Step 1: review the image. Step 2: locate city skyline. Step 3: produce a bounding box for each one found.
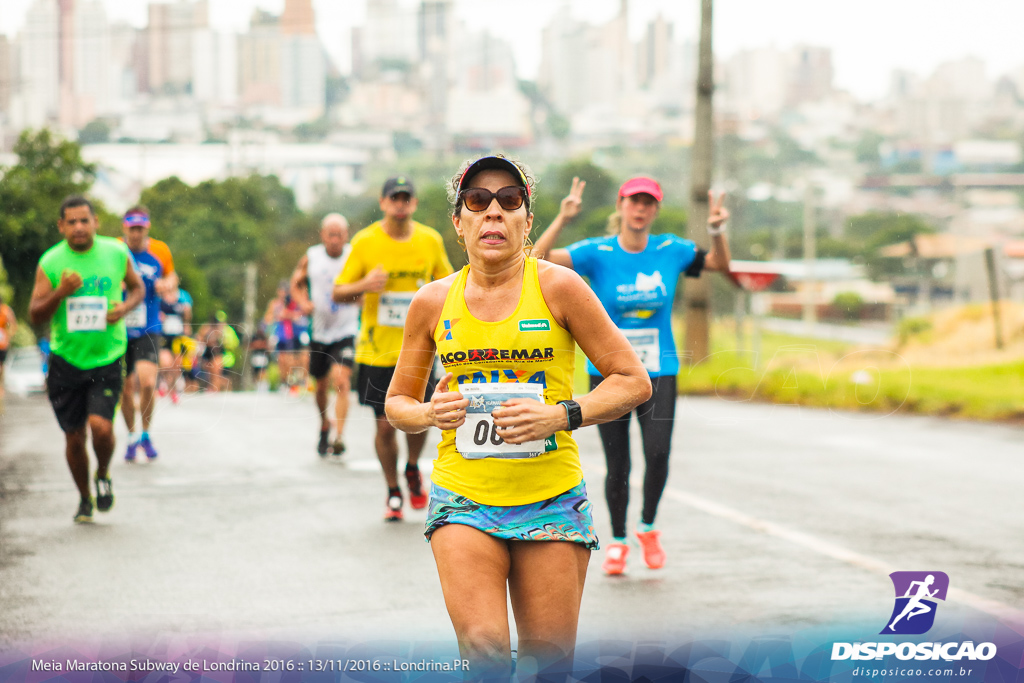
[2,0,1024,100]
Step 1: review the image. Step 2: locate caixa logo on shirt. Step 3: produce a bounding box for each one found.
[79,276,114,296]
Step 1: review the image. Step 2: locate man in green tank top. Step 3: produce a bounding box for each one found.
[29,195,144,524]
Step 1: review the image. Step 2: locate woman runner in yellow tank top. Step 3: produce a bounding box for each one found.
[386,156,652,679]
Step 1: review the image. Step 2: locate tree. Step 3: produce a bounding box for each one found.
[0,129,98,315]
[78,119,111,145]
[139,174,307,323]
[0,253,12,307]
[845,212,935,279]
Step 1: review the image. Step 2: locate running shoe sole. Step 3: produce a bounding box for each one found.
[73,499,94,524]
[140,438,158,461]
[636,530,666,569]
[602,543,629,575]
[405,468,427,510]
[385,495,403,522]
[95,477,114,512]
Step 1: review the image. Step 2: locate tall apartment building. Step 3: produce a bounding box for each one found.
[70,0,110,126]
[0,36,12,117]
[280,0,324,111]
[238,10,281,106]
[238,2,324,115]
[361,0,418,69]
[147,0,208,94]
[15,0,60,128]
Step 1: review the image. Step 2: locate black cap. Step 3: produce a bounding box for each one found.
[381,176,415,198]
[457,156,530,197]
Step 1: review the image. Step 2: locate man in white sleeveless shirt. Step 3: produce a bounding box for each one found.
[290,214,360,457]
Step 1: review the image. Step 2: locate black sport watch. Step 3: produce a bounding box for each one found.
[557,400,583,431]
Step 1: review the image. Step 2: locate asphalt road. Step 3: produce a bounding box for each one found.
[1,388,1022,653]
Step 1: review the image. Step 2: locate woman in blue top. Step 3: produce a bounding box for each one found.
[534,176,731,575]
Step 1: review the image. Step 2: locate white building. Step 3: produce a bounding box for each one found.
[13,0,60,129]
[71,0,110,126]
[281,35,324,113]
[147,0,208,94]
[361,0,418,69]
[193,29,237,106]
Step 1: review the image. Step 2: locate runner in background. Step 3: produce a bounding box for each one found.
[248,329,271,392]
[334,176,454,521]
[197,311,237,392]
[0,293,17,397]
[290,213,360,457]
[385,155,650,678]
[534,178,732,575]
[29,195,144,523]
[264,282,303,394]
[158,285,192,404]
[119,207,177,462]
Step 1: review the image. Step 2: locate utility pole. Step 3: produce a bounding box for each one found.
[803,183,817,329]
[684,0,714,365]
[984,247,1004,350]
[242,262,258,390]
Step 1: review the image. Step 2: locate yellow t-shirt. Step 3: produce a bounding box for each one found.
[430,258,582,506]
[336,221,453,366]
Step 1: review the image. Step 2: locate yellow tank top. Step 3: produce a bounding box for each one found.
[431,257,581,506]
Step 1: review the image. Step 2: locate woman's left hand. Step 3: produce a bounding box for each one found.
[491,399,568,444]
[708,190,729,229]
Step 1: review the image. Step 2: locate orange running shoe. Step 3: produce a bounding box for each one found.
[384,493,404,522]
[636,529,666,569]
[602,543,629,575]
[405,466,427,510]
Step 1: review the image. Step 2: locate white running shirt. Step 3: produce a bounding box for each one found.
[307,243,359,343]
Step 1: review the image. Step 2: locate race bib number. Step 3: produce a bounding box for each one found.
[66,297,108,332]
[456,382,546,459]
[622,327,661,373]
[124,303,147,329]
[162,314,184,336]
[378,292,414,328]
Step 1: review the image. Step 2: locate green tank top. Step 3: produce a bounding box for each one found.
[39,236,130,370]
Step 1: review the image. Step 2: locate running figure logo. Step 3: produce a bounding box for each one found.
[634,271,666,295]
[881,571,949,635]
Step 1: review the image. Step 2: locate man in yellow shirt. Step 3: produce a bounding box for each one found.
[334,176,454,521]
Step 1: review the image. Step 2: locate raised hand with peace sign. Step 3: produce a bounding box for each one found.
[558,176,587,222]
[708,190,729,233]
[531,176,587,265]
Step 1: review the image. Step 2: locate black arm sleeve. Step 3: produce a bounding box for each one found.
[684,249,707,278]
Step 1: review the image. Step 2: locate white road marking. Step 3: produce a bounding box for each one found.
[662,486,1024,629]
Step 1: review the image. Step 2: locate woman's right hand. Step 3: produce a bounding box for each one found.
[427,372,469,430]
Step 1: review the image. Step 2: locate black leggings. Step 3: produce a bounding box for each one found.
[589,374,677,539]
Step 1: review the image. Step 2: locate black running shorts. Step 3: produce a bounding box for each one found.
[125,333,161,376]
[308,336,355,379]
[47,354,124,433]
[356,363,437,418]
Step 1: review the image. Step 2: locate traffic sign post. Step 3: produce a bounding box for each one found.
[727,262,783,366]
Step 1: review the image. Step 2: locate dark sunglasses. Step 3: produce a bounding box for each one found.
[459,186,527,212]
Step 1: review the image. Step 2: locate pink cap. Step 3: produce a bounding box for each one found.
[619,177,663,202]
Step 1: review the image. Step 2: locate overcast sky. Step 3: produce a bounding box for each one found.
[3,0,1023,101]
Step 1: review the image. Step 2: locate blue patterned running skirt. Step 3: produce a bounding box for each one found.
[424,482,600,550]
